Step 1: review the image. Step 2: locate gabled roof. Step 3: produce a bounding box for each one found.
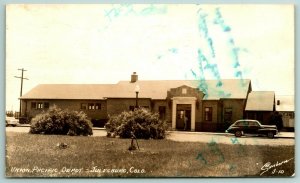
[20,79,251,100]
[275,95,294,112]
[20,84,115,100]
[245,91,275,111]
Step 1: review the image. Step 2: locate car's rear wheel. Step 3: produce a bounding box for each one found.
[235,131,242,137]
[267,131,274,138]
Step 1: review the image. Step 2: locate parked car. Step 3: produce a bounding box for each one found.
[6,117,20,127]
[225,119,278,138]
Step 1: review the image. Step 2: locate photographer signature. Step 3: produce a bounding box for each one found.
[260,157,294,176]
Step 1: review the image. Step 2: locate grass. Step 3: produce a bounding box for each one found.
[6,132,294,177]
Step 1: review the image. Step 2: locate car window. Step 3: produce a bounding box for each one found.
[249,121,259,126]
[235,122,241,126]
[236,121,248,126]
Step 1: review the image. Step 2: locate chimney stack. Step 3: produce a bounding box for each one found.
[277,100,280,105]
[131,72,138,83]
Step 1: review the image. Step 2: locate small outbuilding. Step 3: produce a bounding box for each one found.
[276,95,294,131]
[245,91,275,124]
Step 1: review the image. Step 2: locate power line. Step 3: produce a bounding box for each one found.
[14,68,29,117]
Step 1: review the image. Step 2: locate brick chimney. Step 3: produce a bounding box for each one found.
[131,72,138,83]
[277,100,280,105]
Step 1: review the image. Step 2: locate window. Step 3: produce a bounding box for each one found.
[204,107,212,121]
[237,121,248,126]
[31,102,37,109]
[224,108,232,123]
[182,88,187,94]
[249,121,259,126]
[95,103,101,110]
[88,103,94,110]
[37,102,43,109]
[44,102,49,109]
[82,103,101,110]
[159,106,166,120]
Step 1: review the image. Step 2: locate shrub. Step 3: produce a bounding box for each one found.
[29,106,93,136]
[105,108,168,139]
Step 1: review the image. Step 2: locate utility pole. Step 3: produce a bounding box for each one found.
[14,68,28,118]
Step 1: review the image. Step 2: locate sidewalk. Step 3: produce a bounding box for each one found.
[166,131,294,146]
[167,130,295,138]
[18,125,295,139]
[276,132,295,138]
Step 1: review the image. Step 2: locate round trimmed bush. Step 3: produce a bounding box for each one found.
[105,108,168,139]
[29,105,93,136]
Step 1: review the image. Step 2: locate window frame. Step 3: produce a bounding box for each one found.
[224,107,233,123]
[31,102,37,109]
[95,103,101,110]
[204,107,213,121]
[44,102,49,109]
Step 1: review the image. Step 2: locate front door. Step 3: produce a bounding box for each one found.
[176,104,191,131]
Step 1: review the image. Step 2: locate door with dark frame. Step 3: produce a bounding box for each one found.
[176,104,191,131]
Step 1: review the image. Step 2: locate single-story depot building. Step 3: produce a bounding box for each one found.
[20,72,278,132]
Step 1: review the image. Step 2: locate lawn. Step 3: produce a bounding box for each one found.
[6,132,294,177]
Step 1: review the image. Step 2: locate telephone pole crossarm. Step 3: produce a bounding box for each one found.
[14,68,28,118]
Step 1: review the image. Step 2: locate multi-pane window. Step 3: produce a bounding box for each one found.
[31,102,49,109]
[37,102,43,109]
[88,103,94,110]
[204,107,212,121]
[81,103,101,110]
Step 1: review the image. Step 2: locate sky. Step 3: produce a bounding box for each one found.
[6,4,294,111]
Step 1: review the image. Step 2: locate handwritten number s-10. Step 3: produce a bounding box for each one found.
[271,169,284,175]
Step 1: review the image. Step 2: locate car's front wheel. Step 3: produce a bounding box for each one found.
[267,131,275,138]
[235,131,242,137]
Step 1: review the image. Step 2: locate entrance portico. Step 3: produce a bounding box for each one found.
[171,97,197,131]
